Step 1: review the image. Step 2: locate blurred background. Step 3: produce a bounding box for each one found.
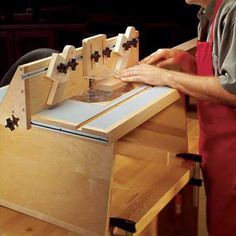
[0,0,199,81]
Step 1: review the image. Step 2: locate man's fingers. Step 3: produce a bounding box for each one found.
[155,58,174,68]
[139,49,169,65]
[119,75,142,82]
[118,66,140,77]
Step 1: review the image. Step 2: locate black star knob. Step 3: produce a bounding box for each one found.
[57,63,68,74]
[91,51,101,62]
[102,47,112,57]
[5,115,20,131]
[130,38,138,47]
[122,41,131,50]
[67,58,78,70]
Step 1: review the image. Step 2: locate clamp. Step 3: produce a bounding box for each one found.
[176,153,202,207]
[109,217,136,236]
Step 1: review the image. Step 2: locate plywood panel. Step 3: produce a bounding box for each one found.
[28,48,88,115]
[110,154,193,235]
[32,85,147,130]
[0,126,114,235]
[116,99,188,163]
[0,67,31,129]
[82,87,180,142]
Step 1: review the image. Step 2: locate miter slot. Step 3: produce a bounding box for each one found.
[21,54,84,80]
[21,66,48,80]
[31,120,108,143]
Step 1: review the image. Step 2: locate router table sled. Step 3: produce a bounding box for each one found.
[0,27,201,236]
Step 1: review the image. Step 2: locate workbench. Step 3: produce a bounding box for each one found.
[0,28,199,236]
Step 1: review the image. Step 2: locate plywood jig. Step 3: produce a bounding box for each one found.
[0,29,198,236]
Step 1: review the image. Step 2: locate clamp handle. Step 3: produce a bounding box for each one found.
[176,153,203,187]
[109,217,136,233]
[176,153,202,163]
[189,178,203,187]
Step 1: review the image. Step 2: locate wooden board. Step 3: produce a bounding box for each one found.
[116,98,188,163]
[82,34,109,77]
[32,86,148,130]
[173,37,197,56]
[94,77,127,92]
[110,154,193,235]
[27,47,88,114]
[0,111,200,236]
[0,28,139,129]
[86,27,139,92]
[0,126,114,236]
[0,67,31,129]
[46,46,79,105]
[0,47,89,130]
[82,87,180,142]
[113,26,137,72]
[111,97,189,235]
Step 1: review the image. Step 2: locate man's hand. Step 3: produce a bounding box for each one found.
[116,64,170,86]
[140,48,197,74]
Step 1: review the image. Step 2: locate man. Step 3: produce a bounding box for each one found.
[117,0,236,235]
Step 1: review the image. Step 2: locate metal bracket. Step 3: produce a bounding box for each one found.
[176,153,202,163]
[176,152,202,207]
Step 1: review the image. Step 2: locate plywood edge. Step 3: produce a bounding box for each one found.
[106,30,138,47]
[21,47,83,74]
[31,113,78,130]
[0,199,101,236]
[0,85,8,104]
[173,38,197,52]
[21,57,51,73]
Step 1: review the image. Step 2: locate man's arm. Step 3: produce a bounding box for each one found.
[165,69,236,106]
[118,64,236,106]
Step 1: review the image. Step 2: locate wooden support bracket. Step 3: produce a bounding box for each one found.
[46,45,77,105]
[113,26,137,72]
[82,34,109,78]
[0,67,31,129]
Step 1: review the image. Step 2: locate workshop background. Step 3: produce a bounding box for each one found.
[0,0,199,83]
